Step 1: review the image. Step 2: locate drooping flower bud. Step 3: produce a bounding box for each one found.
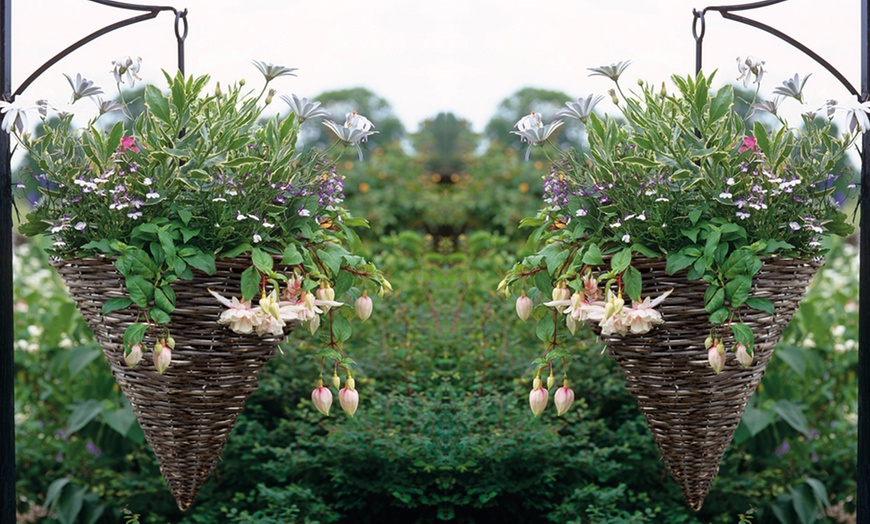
[317,284,336,312]
[554,382,575,416]
[332,373,341,390]
[609,88,619,105]
[735,343,753,368]
[708,340,725,374]
[214,82,222,97]
[265,87,276,105]
[566,314,578,335]
[339,386,359,417]
[154,341,171,374]
[346,377,355,391]
[704,336,714,350]
[125,343,143,368]
[529,386,549,417]
[165,336,176,350]
[532,377,542,390]
[355,294,373,321]
[311,380,333,416]
[308,312,321,334]
[552,284,570,302]
[546,374,555,389]
[515,294,533,322]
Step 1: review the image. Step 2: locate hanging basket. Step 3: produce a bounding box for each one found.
[53,257,292,511]
[595,256,820,511]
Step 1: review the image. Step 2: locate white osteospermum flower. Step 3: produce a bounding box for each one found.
[839,100,870,133]
[111,56,142,86]
[736,56,766,87]
[515,111,543,131]
[0,99,33,133]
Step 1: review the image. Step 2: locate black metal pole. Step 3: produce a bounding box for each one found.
[859,1,870,521]
[0,2,14,523]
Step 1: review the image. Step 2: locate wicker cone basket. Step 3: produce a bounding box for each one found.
[53,257,292,511]
[596,256,820,511]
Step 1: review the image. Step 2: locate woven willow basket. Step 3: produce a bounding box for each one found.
[53,257,293,511]
[594,256,820,510]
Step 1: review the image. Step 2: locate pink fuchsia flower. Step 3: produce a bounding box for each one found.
[738,136,758,153]
[120,136,140,153]
[125,343,143,368]
[311,380,333,416]
[209,289,262,334]
[153,341,171,374]
[355,294,373,321]
[583,275,603,302]
[565,313,578,335]
[735,343,754,368]
[622,289,673,334]
[554,383,575,416]
[515,294,533,321]
[339,379,359,417]
[709,341,726,374]
[529,385,549,417]
[282,276,304,302]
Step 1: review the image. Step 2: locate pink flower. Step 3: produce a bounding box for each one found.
[154,341,171,374]
[709,341,726,374]
[311,381,333,416]
[735,343,753,368]
[621,289,672,334]
[210,289,261,334]
[339,379,359,417]
[282,277,303,302]
[738,136,758,153]
[529,386,549,417]
[515,294,533,321]
[583,275,603,302]
[355,294,373,321]
[125,343,143,368]
[554,384,575,416]
[120,136,140,153]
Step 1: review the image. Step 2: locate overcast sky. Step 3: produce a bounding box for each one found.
[9,0,864,133]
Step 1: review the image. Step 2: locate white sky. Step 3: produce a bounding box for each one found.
[9,0,864,133]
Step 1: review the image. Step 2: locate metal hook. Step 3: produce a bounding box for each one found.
[174,8,188,75]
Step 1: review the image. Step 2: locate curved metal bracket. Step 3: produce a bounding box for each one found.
[10,0,187,98]
[693,0,862,100]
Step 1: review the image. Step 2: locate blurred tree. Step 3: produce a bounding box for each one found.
[411,112,478,175]
[297,87,405,154]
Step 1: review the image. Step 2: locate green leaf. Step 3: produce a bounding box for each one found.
[776,345,808,377]
[241,266,260,302]
[709,85,733,122]
[666,250,698,275]
[67,399,103,434]
[148,307,171,325]
[183,251,216,275]
[610,247,632,274]
[81,239,113,253]
[536,315,555,343]
[145,84,172,124]
[221,157,262,168]
[730,322,755,350]
[102,297,133,315]
[177,209,193,225]
[316,248,342,277]
[123,323,148,349]
[546,249,570,277]
[332,314,352,342]
[746,297,775,315]
[741,405,774,436]
[623,266,642,302]
[753,120,771,155]
[251,247,274,273]
[334,270,354,297]
[101,407,137,437]
[620,156,659,168]
[68,346,101,377]
[581,244,604,266]
[534,269,552,297]
[126,275,154,307]
[688,208,703,225]
[773,399,809,435]
[281,244,304,265]
[724,275,752,307]
[709,307,730,324]
[154,287,176,313]
[704,287,725,314]
[221,243,252,258]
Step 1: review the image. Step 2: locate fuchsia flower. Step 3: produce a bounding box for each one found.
[209,289,261,334]
[515,294,533,321]
[554,383,575,416]
[735,343,753,368]
[125,343,143,368]
[708,341,726,374]
[339,378,359,417]
[355,294,373,321]
[529,378,549,417]
[120,136,140,153]
[153,341,171,374]
[311,380,333,416]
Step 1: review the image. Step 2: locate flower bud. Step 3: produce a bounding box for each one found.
[660,82,667,97]
[346,377,356,391]
[704,336,714,350]
[332,373,341,390]
[214,82,222,97]
[735,343,753,368]
[515,294,533,322]
[311,380,333,416]
[165,336,176,350]
[609,88,619,105]
[552,285,570,302]
[529,386,549,417]
[308,313,321,334]
[355,294,373,321]
[154,341,171,374]
[265,88,276,105]
[546,374,555,389]
[708,341,725,374]
[566,314,578,335]
[612,294,625,315]
[532,377,542,390]
[125,343,143,368]
[239,78,246,86]
[339,387,359,417]
[554,383,575,416]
